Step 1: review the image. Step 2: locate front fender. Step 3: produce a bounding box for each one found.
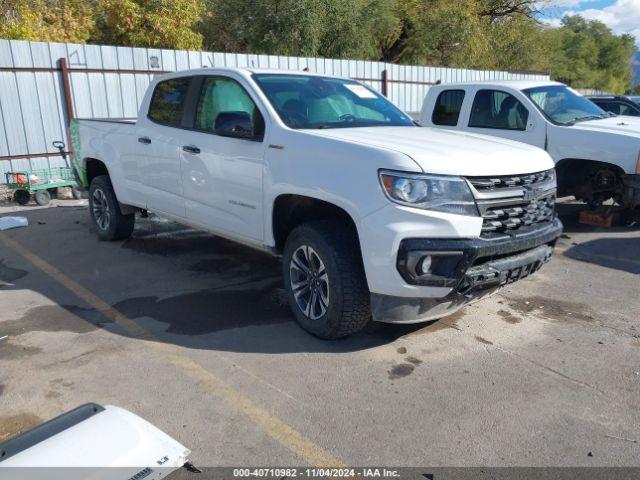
[548,126,639,174]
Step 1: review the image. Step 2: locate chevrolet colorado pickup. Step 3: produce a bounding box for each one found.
[72,68,562,339]
[419,80,640,208]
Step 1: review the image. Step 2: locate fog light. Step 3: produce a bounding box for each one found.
[398,250,465,287]
[418,255,432,275]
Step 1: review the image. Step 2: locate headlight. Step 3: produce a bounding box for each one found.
[547,168,557,185]
[379,170,479,216]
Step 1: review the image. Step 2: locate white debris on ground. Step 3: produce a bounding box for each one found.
[0,184,11,202]
[0,216,29,230]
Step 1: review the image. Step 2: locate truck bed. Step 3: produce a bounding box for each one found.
[70,118,140,187]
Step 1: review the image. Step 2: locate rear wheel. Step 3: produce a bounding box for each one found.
[283,221,370,339]
[13,189,30,205]
[34,190,51,206]
[89,175,135,241]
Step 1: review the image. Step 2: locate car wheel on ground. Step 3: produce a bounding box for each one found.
[13,189,30,205]
[89,175,135,241]
[34,189,51,206]
[283,221,371,339]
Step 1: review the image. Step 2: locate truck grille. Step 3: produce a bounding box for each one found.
[468,170,555,191]
[466,169,557,239]
[480,195,555,234]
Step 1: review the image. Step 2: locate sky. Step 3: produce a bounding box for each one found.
[541,0,640,46]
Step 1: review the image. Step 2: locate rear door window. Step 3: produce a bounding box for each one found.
[469,90,529,131]
[595,101,621,114]
[619,103,640,116]
[432,90,465,126]
[148,78,191,127]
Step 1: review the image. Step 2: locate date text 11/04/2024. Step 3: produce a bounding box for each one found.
[232,468,401,478]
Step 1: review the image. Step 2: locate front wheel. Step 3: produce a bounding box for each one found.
[283,221,371,339]
[89,175,135,241]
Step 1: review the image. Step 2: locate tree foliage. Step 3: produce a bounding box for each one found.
[94,0,206,50]
[548,16,636,93]
[0,0,94,43]
[0,0,636,92]
[202,0,397,59]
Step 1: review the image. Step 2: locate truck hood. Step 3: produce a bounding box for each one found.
[304,126,554,176]
[0,403,190,478]
[571,116,640,138]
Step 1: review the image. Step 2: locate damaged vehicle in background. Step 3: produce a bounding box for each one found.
[420,81,640,209]
[71,68,562,339]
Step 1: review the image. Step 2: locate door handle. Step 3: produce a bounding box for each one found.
[182,145,200,154]
[138,137,151,145]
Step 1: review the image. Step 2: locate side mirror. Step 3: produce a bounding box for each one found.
[214,111,257,140]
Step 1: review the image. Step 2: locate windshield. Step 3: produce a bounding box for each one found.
[523,85,609,125]
[253,74,414,129]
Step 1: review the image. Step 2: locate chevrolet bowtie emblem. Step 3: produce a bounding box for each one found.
[523,186,542,201]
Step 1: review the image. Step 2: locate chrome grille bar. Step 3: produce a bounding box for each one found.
[466,169,557,238]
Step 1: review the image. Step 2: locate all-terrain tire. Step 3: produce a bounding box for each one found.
[89,175,135,241]
[283,221,371,339]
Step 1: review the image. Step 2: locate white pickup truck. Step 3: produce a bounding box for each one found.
[72,68,562,339]
[419,80,640,208]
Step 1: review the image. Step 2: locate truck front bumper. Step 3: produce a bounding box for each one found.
[370,218,563,323]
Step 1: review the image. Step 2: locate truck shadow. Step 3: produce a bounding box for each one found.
[556,202,640,274]
[0,210,432,354]
[563,237,640,275]
[3,285,434,354]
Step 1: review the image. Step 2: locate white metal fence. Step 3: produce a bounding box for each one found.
[0,39,549,181]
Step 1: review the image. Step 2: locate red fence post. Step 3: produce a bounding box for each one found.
[381,69,389,97]
[59,57,75,154]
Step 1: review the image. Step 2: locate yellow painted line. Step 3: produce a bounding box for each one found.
[0,232,345,467]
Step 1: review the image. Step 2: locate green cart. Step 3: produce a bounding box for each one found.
[5,141,83,206]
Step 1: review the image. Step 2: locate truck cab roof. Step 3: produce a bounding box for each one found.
[432,80,563,92]
[158,67,346,81]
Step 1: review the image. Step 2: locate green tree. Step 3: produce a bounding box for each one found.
[0,0,636,93]
[482,16,550,72]
[0,0,94,43]
[377,0,548,70]
[94,0,206,50]
[549,15,636,93]
[203,0,397,60]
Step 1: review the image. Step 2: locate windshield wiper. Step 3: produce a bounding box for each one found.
[564,114,607,126]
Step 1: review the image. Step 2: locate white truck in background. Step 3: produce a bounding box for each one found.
[72,68,562,339]
[0,403,194,480]
[419,80,640,209]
